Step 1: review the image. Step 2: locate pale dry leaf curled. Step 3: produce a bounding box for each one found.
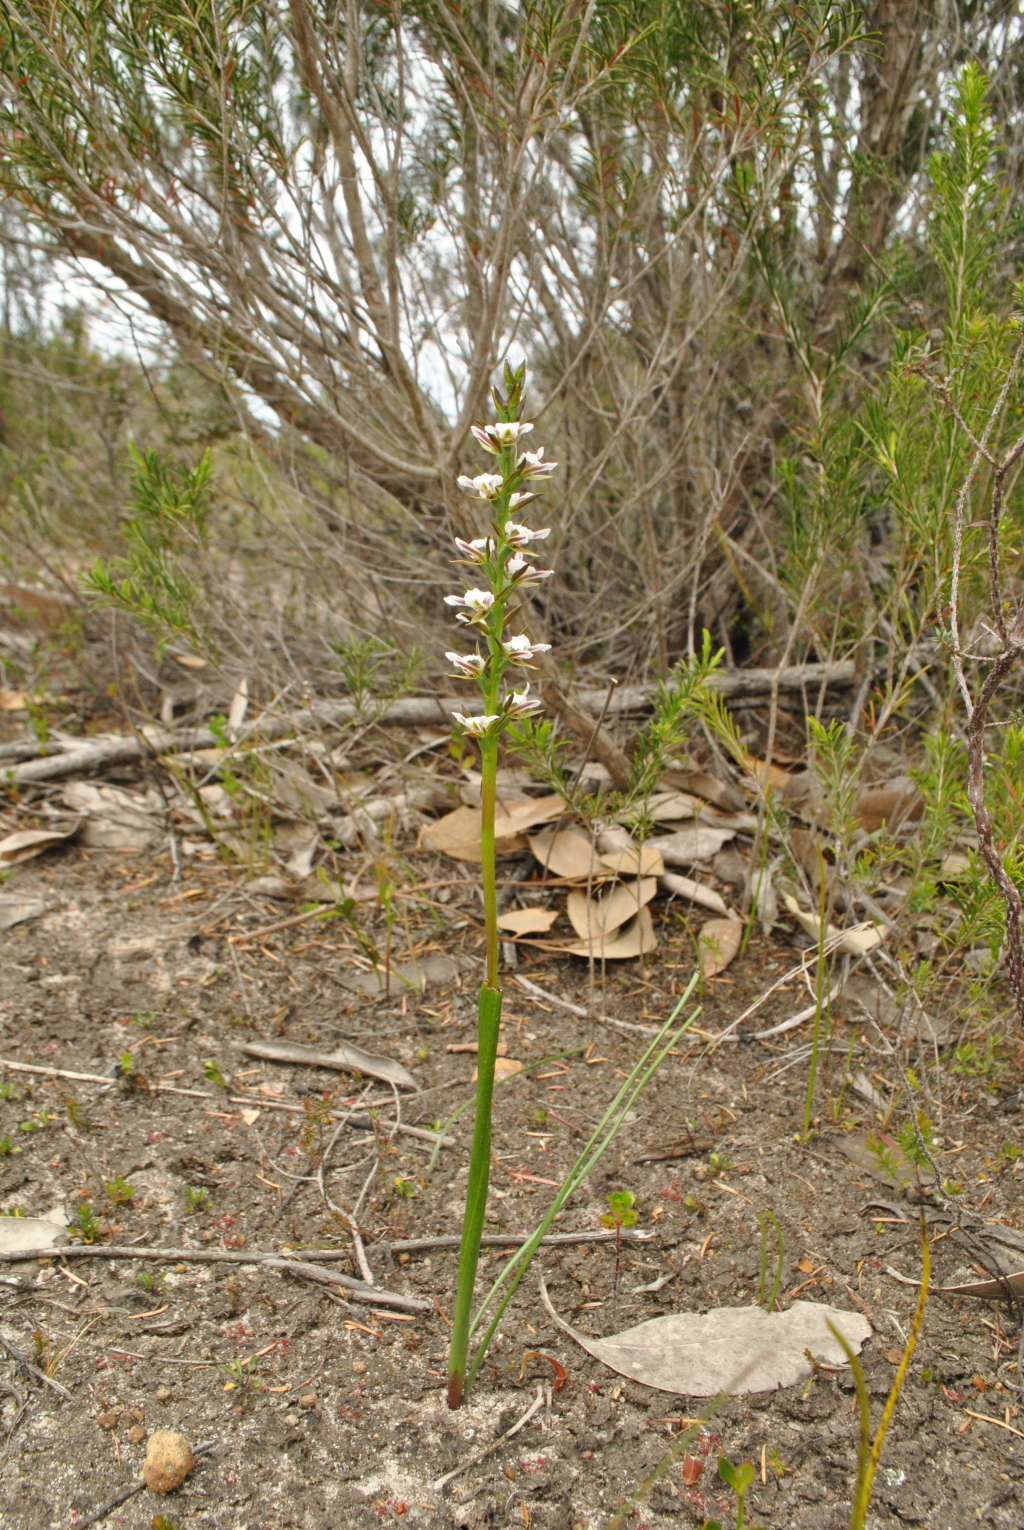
[645,791,700,822]
[241,1039,418,1091]
[658,873,729,917]
[0,825,78,865]
[698,917,742,977]
[566,878,657,941]
[562,905,658,960]
[782,893,886,954]
[496,907,560,935]
[540,1280,871,1395]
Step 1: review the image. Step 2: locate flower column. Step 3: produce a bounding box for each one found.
[444,363,555,1409]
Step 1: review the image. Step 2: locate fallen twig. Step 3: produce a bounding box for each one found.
[514,975,658,1036]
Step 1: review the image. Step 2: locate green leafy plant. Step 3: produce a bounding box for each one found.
[601,1189,639,1308]
[72,1201,101,1244]
[0,1137,16,1157]
[221,1353,260,1390]
[757,1210,784,1312]
[203,1059,228,1089]
[184,1186,211,1215]
[105,1176,134,1206]
[829,1214,930,1529]
[84,446,213,644]
[0,1081,21,1101]
[706,1456,758,1530]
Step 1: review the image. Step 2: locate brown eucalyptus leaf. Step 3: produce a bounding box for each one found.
[496,907,560,935]
[698,917,743,977]
[562,905,657,960]
[598,843,665,877]
[529,826,606,881]
[566,879,657,941]
[539,1280,871,1395]
[423,795,564,862]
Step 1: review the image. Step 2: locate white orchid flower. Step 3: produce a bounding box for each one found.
[453,711,501,737]
[456,473,503,500]
[506,523,551,548]
[505,684,541,718]
[518,447,557,479]
[454,536,495,563]
[469,424,499,455]
[488,421,533,445]
[502,635,552,665]
[444,588,495,625]
[446,651,487,678]
[506,553,553,586]
[508,492,536,510]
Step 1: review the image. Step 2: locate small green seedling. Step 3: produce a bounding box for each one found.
[707,1151,734,1174]
[0,1081,21,1101]
[221,1353,260,1389]
[393,1176,416,1199]
[106,1176,134,1206]
[73,1202,101,1244]
[152,1516,181,1530]
[184,1186,211,1214]
[708,1456,757,1530]
[0,1137,15,1156]
[601,1190,638,1310]
[203,1059,228,1089]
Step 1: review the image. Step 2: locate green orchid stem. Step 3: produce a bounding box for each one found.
[447,981,502,1408]
[448,726,503,1407]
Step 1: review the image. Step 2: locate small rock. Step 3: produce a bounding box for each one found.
[96,1411,120,1430]
[126,1424,147,1445]
[155,1386,171,1403]
[352,1359,367,1374]
[143,1429,194,1493]
[298,1394,316,1409]
[284,1412,300,1425]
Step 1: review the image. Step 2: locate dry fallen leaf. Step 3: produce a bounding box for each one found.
[239,1108,260,1126]
[598,844,665,878]
[782,893,886,954]
[529,826,607,881]
[698,917,742,977]
[562,905,658,960]
[746,758,792,792]
[658,872,729,916]
[540,1280,871,1395]
[495,907,560,935]
[242,1039,418,1091]
[651,826,735,866]
[0,825,78,865]
[566,878,657,941]
[0,894,45,931]
[645,791,700,822]
[423,795,564,862]
[0,1215,67,1255]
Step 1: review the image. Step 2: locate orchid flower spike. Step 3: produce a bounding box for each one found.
[444,588,495,625]
[446,651,487,678]
[456,473,504,500]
